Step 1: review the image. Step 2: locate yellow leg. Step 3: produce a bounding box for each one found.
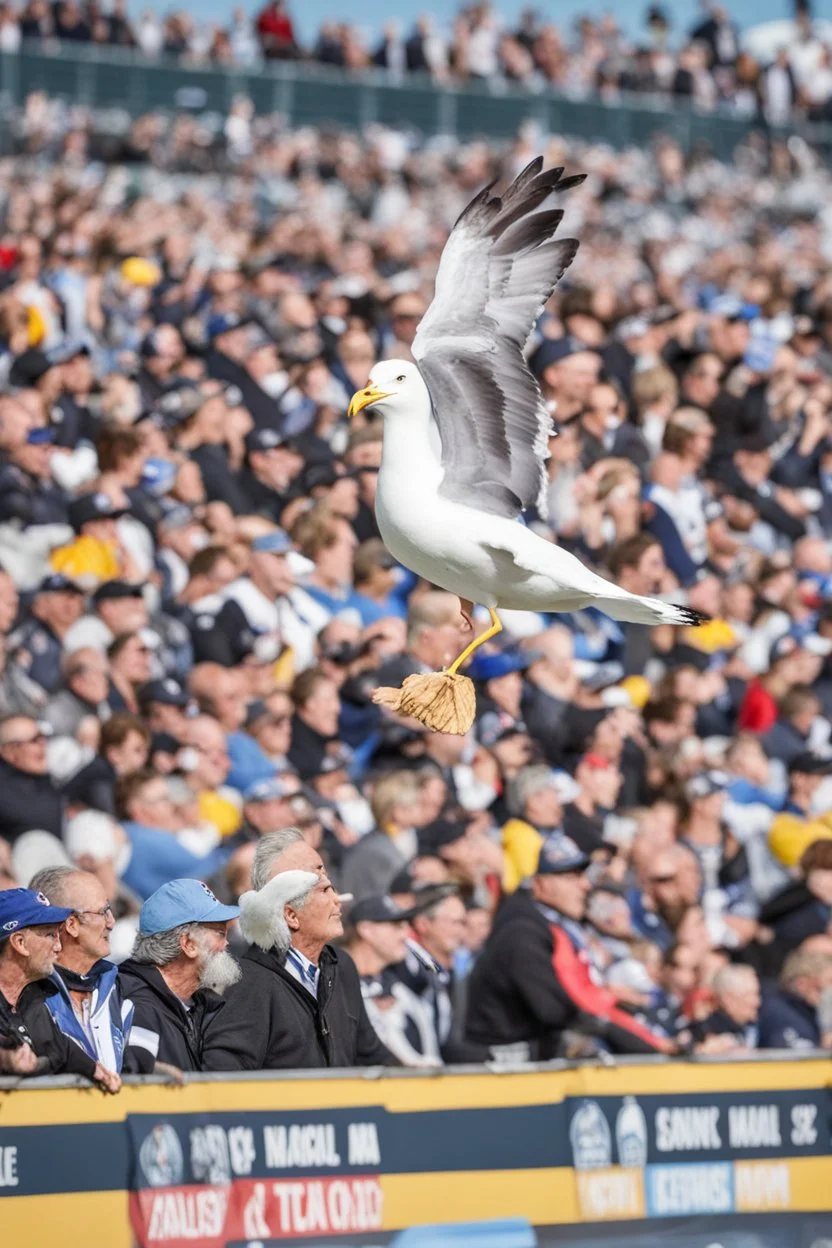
[446,608,503,675]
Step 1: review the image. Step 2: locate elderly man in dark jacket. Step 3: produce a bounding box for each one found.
[120,878,241,1073]
[202,862,392,1070]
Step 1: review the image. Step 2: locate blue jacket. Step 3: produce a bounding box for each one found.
[758,988,820,1051]
[45,960,133,1072]
[122,821,235,900]
[226,731,276,793]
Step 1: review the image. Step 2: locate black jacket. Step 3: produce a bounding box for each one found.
[690,1007,756,1048]
[758,988,820,1051]
[62,754,117,815]
[0,757,64,843]
[119,960,226,1073]
[465,891,669,1060]
[201,943,393,1071]
[0,979,97,1079]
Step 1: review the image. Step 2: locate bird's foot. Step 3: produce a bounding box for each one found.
[459,598,475,634]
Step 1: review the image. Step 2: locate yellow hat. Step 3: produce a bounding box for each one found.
[26,304,46,346]
[618,675,651,710]
[120,257,161,288]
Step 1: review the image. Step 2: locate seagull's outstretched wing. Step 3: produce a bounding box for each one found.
[412,158,584,519]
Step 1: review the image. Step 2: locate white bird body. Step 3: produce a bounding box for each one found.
[374,367,698,627]
[350,158,706,636]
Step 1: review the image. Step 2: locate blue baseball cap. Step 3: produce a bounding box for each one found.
[26,426,56,446]
[536,832,590,876]
[0,888,72,938]
[138,879,240,935]
[251,530,292,555]
[707,294,758,322]
[466,648,533,682]
[244,775,294,803]
[206,313,245,341]
[141,457,178,497]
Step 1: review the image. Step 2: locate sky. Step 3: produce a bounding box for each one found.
[212,0,807,45]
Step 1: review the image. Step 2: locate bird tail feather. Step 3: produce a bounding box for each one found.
[597,593,709,628]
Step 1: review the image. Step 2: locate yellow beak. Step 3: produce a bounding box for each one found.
[348,384,391,418]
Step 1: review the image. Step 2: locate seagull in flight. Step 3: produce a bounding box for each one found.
[348,158,705,678]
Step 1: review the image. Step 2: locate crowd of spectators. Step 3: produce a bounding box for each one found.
[3,0,832,126]
[2,105,832,1085]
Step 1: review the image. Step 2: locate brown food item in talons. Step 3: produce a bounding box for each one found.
[371,671,476,735]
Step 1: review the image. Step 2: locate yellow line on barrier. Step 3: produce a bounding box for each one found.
[4,1060,829,1129]
[381,1167,578,1228]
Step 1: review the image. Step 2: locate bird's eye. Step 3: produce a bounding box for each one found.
[395,374,406,383]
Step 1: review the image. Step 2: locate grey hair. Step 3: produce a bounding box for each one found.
[780,949,831,990]
[238,869,318,952]
[509,764,555,818]
[251,828,305,892]
[29,866,84,907]
[713,964,758,998]
[132,923,199,967]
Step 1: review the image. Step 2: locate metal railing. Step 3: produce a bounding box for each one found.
[2,43,832,158]
[0,1045,826,1091]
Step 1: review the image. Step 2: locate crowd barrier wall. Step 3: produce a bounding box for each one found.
[0,1053,830,1247]
[1,44,832,157]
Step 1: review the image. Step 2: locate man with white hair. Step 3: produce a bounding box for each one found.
[202,832,392,1070]
[119,879,241,1072]
[692,964,761,1052]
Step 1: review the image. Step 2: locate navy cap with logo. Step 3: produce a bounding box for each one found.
[138,678,189,708]
[685,769,730,801]
[348,894,420,925]
[138,878,240,935]
[530,335,598,378]
[68,492,128,532]
[37,573,85,596]
[245,427,286,455]
[535,832,590,875]
[0,888,72,938]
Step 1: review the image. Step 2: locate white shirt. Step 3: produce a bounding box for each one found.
[284,947,320,998]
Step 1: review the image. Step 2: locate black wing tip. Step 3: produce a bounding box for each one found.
[677,607,711,627]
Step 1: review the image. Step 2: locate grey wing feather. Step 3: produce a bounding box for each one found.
[412,158,585,519]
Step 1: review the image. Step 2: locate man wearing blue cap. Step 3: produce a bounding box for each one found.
[0,888,120,1089]
[466,832,672,1061]
[120,879,240,1073]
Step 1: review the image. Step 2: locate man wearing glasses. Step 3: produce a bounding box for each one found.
[28,866,132,1074]
[0,887,120,1090]
[0,713,63,843]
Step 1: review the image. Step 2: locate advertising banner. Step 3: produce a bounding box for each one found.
[0,1058,829,1248]
[564,1085,828,1224]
